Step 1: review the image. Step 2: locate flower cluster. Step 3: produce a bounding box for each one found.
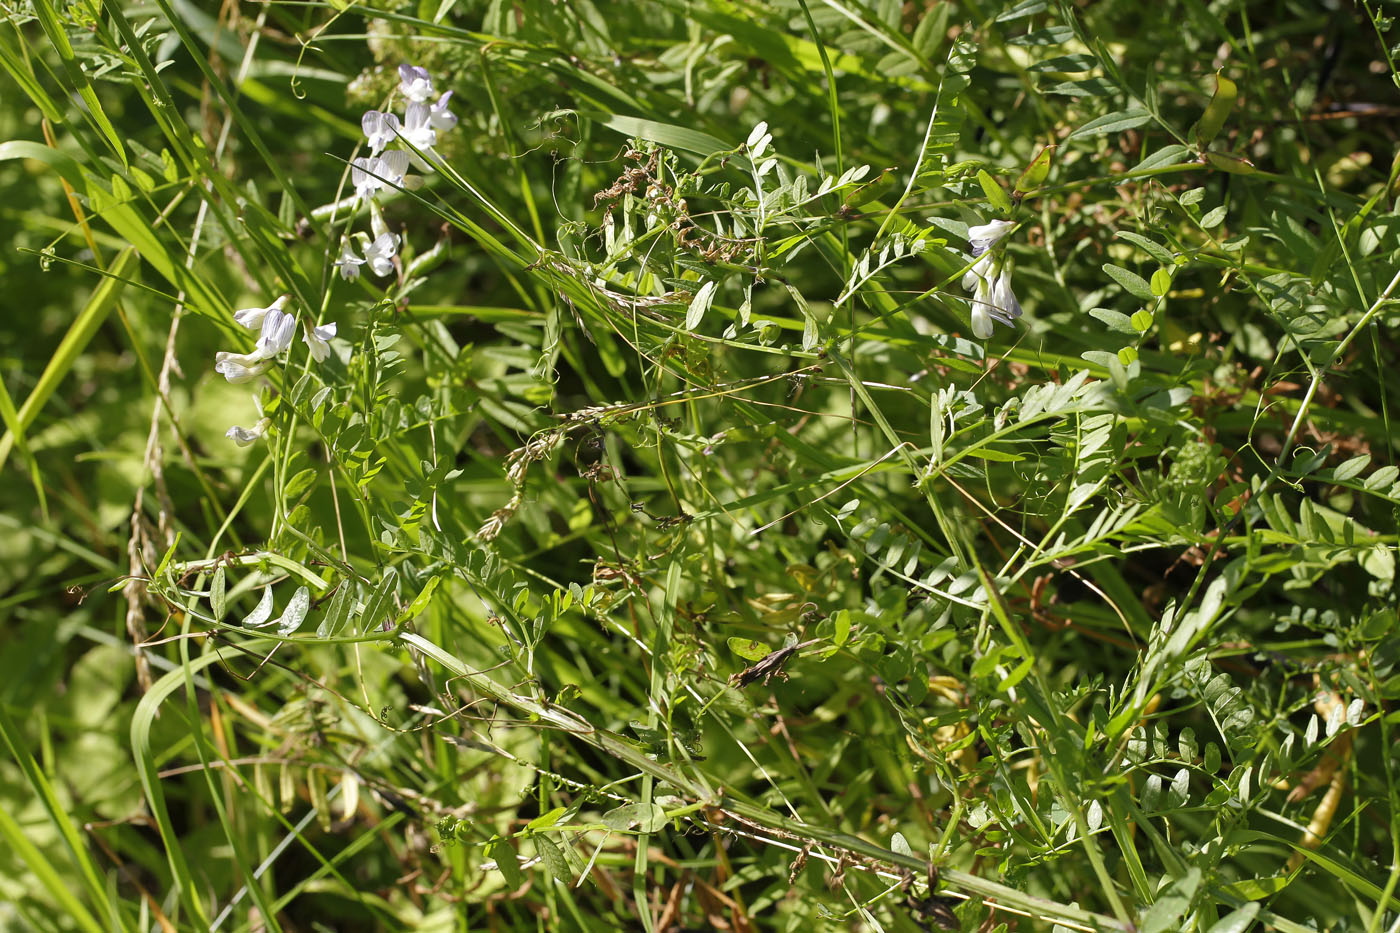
[335,65,457,281]
[961,219,1022,340]
[218,294,342,444]
[219,64,457,446]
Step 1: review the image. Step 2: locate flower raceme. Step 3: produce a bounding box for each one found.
[343,64,457,287]
[961,219,1022,339]
[216,294,341,388]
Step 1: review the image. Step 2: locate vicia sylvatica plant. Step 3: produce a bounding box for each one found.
[1,2,1398,932]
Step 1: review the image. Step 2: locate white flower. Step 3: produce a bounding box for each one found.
[968,219,1014,257]
[303,321,337,362]
[398,64,433,103]
[967,266,1022,339]
[255,307,297,359]
[361,110,400,155]
[334,241,365,281]
[215,350,273,384]
[961,252,995,292]
[360,232,400,278]
[428,91,457,130]
[226,418,271,447]
[232,294,288,330]
[990,270,1023,322]
[351,150,409,201]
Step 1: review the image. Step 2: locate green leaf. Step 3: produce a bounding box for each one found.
[1067,109,1152,141]
[727,637,772,661]
[965,447,1025,462]
[1365,465,1399,490]
[1333,454,1371,481]
[977,169,1012,214]
[578,110,731,157]
[1090,308,1136,334]
[361,568,398,632]
[1131,310,1154,332]
[1203,151,1255,174]
[527,807,568,831]
[211,567,226,622]
[284,468,317,503]
[1014,144,1056,194]
[1103,263,1156,300]
[535,834,571,882]
[833,609,851,646]
[602,802,667,833]
[1150,268,1172,297]
[276,586,311,636]
[1197,72,1238,148]
[396,575,441,624]
[243,586,276,628]
[316,583,353,639]
[1201,205,1227,229]
[1205,904,1259,933]
[489,837,524,890]
[1120,231,1176,263]
[685,280,717,330]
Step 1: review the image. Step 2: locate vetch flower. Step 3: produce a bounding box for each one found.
[351,150,409,201]
[990,269,1022,322]
[358,205,402,278]
[226,418,271,447]
[961,218,1023,339]
[967,266,1022,339]
[334,241,365,281]
[961,253,994,293]
[428,91,457,131]
[401,102,439,168]
[398,64,433,103]
[361,110,400,155]
[232,294,288,330]
[359,231,400,278]
[967,219,1014,257]
[215,350,273,384]
[255,306,297,359]
[303,321,337,362]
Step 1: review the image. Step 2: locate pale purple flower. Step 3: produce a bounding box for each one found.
[401,102,438,164]
[398,65,433,103]
[232,294,288,330]
[303,321,337,362]
[351,150,409,201]
[361,110,400,155]
[255,307,297,359]
[215,350,273,384]
[428,91,457,131]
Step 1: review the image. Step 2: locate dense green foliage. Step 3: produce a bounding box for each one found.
[3,0,1400,930]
